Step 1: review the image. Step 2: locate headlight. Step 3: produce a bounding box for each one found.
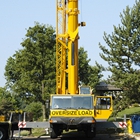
[87,120,95,123]
[50,119,57,123]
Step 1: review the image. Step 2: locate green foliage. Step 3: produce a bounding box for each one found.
[5,23,56,120]
[111,93,131,117]
[24,102,42,121]
[108,106,140,122]
[117,107,140,117]
[5,23,56,99]
[132,103,140,107]
[0,99,13,115]
[78,47,102,89]
[99,0,140,111]
[0,87,15,115]
[78,47,91,84]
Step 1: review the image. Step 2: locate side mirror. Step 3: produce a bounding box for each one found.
[46,100,50,109]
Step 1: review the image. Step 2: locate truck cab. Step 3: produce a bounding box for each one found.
[49,91,112,138]
[49,94,96,138]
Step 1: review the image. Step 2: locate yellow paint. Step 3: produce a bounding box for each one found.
[0,115,5,122]
[50,95,113,120]
[56,0,79,94]
[50,110,94,117]
[56,0,67,94]
[94,96,113,120]
[127,119,133,134]
[67,0,79,94]
[94,109,113,120]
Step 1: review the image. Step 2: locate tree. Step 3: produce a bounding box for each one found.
[88,63,104,92]
[78,47,91,84]
[5,23,56,121]
[0,87,15,116]
[99,1,140,109]
[78,47,103,89]
[24,102,42,121]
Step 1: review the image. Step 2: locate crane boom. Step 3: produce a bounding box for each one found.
[56,0,66,94]
[67,0,79,94]
[56,0,79,94]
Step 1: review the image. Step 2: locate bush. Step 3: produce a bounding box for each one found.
[132,103,139,107]
[24,102,42,121]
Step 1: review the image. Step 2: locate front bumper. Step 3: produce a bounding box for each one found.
[50,117,95,125]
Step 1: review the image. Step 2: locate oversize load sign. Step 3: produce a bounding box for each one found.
[51,110,94,116]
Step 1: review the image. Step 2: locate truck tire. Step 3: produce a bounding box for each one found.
[50,128,57,139]
[50,124,59,139]
[0,127,7,140]
[58,130,62,136]
[85,127,96,138]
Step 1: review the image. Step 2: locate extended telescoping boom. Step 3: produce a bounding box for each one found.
[56,0,81,95]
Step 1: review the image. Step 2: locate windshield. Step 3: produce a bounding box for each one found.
[51,95,93,109]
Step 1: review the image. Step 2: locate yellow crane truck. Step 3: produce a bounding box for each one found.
[47,0,113,138]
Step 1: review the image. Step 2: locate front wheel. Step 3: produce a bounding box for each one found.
[50,126,58,139]
[0,127,7,140]
[85,127,96,138]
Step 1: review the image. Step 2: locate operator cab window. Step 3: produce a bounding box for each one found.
[96,97,111,110]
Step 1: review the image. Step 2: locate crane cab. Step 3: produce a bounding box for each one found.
[79,86,91,94]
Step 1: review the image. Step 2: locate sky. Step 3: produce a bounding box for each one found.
[0,0,136,87]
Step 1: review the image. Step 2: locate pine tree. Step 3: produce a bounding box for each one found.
[99,1,140,106]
